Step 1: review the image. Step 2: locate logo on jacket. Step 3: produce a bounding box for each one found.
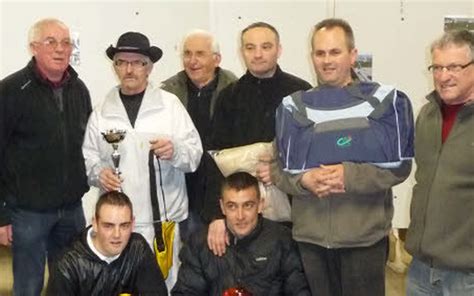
[336,136,352,148]
[255,256,267,262]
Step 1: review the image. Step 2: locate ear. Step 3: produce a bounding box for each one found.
[29,43,38,56]
[277,44,282,59]
[131,215,136,231]
[213,53,222,66]
[219,198,225,216]
[257,197,264,214]
[350,48,358,67]
[92,216,98,233]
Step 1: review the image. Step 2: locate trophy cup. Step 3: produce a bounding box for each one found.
[101,129,126,191]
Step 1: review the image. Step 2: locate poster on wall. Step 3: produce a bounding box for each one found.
[354,53,372,82]
[444,16,474,32]
[70,31,80,66]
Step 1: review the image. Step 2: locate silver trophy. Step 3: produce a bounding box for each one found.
[101,129,126,189]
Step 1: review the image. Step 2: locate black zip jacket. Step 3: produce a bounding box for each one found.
[0,59,92,225]
[47,228,168,296]
[172,217,311,296]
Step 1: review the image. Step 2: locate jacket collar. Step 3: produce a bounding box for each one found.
[27,57,77,88]
[228,215,264,247]
[101,81,164,119]
[244,65,283,83]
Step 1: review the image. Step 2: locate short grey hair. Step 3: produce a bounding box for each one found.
[181,29,220,54]
[28,18,69,44]
[431,29,474,59]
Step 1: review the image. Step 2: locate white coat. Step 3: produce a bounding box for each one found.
[82,82,202,233]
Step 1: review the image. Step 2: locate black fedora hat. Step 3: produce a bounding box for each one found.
[106,32,163,63]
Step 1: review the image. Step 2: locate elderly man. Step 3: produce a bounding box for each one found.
[162,30,237,241]
[206,22,312,256]
[259,18,413,296]
[172,172,310,296]
[405,30,474,296]
[48,191,168,296]
[82,31,202,289]
[0,18,91,295]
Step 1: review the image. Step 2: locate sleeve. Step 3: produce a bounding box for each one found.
[0,80,20,225]
[270,141,309,196]
[46,258,79,296]
[280,236,311,296]
[133,241,168,296]
[343,160,412,195]
[202,154,225,222]
[171,238,209,295]
[168,96,203,173]
[82,110,105,188]
[209,83,236,150]
[201,84,236,222]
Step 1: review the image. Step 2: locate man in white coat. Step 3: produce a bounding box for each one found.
[82,31,202,290]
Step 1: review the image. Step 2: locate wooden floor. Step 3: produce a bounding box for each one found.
[0,245,407,296]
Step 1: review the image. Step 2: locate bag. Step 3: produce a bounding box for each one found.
[210,142,291,222]
[148,150,174,279]
[275,82,414,173]
[153,220,175,279]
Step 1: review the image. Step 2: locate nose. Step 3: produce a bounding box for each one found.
[236,208,244,220]
[254,47,263,58]
[112,226,121,238]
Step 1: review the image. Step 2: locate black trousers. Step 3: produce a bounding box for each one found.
[298,237,388,296]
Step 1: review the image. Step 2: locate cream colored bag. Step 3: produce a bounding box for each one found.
[210,142,291,222]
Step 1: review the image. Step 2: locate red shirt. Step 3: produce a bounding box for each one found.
[441,103,463,143]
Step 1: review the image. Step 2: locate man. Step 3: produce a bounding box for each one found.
[206,22,312,256]
[48,191,168,296]
[82,31,202,288]
[405,30,474,295]
[171,172,310,296]
[259,18,413,295]
[0,18,92,295]
[161,30,237,241]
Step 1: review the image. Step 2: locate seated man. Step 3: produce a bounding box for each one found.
[47,191,168,296]
[172,172,310,296]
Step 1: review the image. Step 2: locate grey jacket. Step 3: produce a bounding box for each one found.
[271,144,411,248]
[406,91,474,272]
[161,67,237,118]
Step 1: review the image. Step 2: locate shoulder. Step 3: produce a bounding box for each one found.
[161,71,186,89]
[1,64,34,91]
[218,68,238,82]
[260,218,292,242]
[279,70,312,89]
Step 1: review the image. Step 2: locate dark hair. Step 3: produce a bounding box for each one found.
[312,18,355,50]
[431,29,474,59]
[241,21,280,44]
[95,191,133,219]
[221,172,260,199]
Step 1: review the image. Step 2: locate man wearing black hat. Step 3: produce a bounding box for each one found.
[82,31,202,289]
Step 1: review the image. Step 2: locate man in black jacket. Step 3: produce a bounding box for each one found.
[172,172,309,296]
[205,22,312,256]
[0,18,91,295]
[48,191,167,296]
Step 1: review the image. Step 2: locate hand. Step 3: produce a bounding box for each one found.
[207,219,229,257]
[0,224,13,246]
[321,164,345,194]
[150,138,174,160]
[300,167,333,198]
[256,153,273,186]
[99,168,122,191]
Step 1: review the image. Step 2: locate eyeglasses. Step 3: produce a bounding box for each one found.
[114,59,148,69]
[35,37,73,49]
[427,61,474,74]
